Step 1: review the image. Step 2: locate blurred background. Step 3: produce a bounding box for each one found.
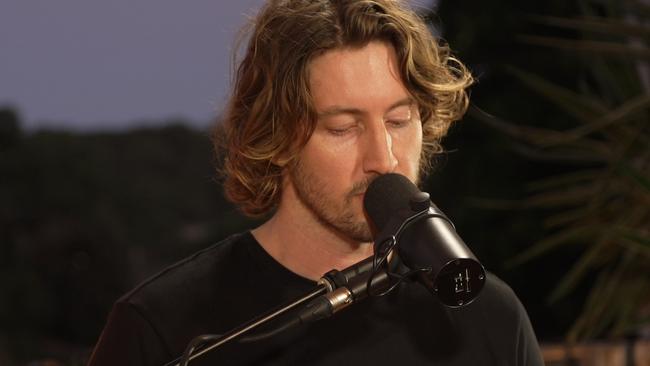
[1,0,648,365]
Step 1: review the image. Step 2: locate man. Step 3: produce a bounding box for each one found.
[89,0,544,365]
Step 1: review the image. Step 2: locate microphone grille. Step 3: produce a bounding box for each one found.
[363,173,421,231]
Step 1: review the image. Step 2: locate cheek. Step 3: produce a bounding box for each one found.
[410,126,423,152]
[299,137,352,178]
[395,125,423,166]
[304,129,362,163]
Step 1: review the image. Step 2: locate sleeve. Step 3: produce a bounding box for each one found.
[87,301,171,366]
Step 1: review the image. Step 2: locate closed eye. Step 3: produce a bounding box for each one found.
[386,119,411,128]
[327,126,355,136]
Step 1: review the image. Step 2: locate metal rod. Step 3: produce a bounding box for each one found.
[164,284,328,366]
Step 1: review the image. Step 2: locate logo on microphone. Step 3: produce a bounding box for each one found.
[454,269,471,294]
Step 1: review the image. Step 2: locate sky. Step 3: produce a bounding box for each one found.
[0,0,433,132]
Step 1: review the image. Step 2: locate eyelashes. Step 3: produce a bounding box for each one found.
[326,118,412,137]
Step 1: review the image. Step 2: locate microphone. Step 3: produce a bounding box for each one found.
[363,173,486,307]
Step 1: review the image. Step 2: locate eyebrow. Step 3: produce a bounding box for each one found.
[317,97,414,118]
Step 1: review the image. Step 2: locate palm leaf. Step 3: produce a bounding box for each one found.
[526,169,603,191]
[617,160,650,193]
[525,182,602,208]
[548,239,610,303]
[543,207,593,229]
[526,15,650,39]
[588,57,639,104]
[507,225,596,267]
[509,143,611,163]
[567,253,644,340]
[516,35,650,59]
[469,106,615,157]
[547,94,650,145]
[503,66,607,123]
[567,271,607,341]
[614,226,650,257]
[500,68,650,146]
[468,106,575,142]
[474,0,650,340]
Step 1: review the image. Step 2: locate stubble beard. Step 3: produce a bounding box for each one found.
[290,161,374,243]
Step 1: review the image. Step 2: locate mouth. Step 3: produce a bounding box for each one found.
[344,191,366,206]
[348,176,379,201]
[349,184,370,197]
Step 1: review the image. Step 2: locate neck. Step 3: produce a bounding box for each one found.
[252,182,373,281]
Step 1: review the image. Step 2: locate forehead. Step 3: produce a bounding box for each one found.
[307,41,411,113]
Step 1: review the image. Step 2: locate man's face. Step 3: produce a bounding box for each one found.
[288,41,423,242]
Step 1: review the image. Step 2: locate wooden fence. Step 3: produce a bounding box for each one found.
[541,340,649,366]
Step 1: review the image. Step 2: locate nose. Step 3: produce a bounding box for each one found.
[362,123,398,175]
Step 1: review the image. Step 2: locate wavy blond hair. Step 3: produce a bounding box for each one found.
[215,0,473,217]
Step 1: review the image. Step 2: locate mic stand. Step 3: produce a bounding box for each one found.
[164,256,382,366]
[163,284,327,366]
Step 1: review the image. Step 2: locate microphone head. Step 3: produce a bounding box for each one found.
[363,173,421,232]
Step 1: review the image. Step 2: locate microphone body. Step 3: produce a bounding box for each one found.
[364,173,486,307]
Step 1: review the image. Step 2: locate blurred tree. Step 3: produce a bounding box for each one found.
[0,115,255,364]
[0,107,21,151]
[437,0,650,341]
[427,0,592,341]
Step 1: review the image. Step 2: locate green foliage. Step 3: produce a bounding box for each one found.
[473,0,650,341]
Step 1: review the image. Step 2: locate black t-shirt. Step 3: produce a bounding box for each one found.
[88,232,544,366]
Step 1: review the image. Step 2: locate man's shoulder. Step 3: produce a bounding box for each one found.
[452,271,530,331]
[476,272,525,316]
[454,272,534,341]
[120,231,253,307]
